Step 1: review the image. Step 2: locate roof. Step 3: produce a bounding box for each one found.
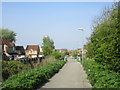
[9,42,15,47]
[15,46,25,55]
[26,45,40,51]
[0,38,14,46]
[15,46,24,51]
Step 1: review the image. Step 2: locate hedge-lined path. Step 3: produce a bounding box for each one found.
[38,57,92,88]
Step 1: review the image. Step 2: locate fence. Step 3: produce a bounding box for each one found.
[17,57,45,68]
[2,55,45,68]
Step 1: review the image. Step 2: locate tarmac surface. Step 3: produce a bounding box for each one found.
[39,57,92,88]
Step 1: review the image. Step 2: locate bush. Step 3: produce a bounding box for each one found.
[1,60,66,89]
[83,58,120,88]
[86,3,120,72]
[50,51,67,60]
[2,60,30,81]
[70,50,78,57]
[50,51,61,60]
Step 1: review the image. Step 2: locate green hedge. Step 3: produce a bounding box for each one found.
[86,3,120,72]
[83,58,120,88]
[1,60,66,89]
[50,51,68,60]
[2,60,30,81]
[50,51,62,60]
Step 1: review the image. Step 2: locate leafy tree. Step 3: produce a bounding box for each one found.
[50,50,69,60]
[70,50,78,57]
[50,51,61,60]
[42,36,55,56]
[0,28,16,42]
[86,3,120,72]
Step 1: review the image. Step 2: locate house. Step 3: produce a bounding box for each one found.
[55,49,67,53]
[25,45,40,58]
[83,45,87,50]
[14,46,25,59]
[77,48,82,53]
[83,45,88,54]
[39,46,43,57]
[67,50,72,53]
[0,38,16,60]
[77,45,87,56]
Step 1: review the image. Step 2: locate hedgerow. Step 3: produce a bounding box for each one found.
[2,60,30,81]
[50,51,68,60]
[84,58,120,88]
[1,60,66,89]
[86,3,120,72]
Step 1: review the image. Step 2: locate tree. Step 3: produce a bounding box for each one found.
[70,50,78,57]
[86,3,120,72]
[42,36,55,56]
[50,51,61,60]
[0,28,16,42]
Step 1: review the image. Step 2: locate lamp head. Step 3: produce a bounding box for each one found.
[78,28,84,30]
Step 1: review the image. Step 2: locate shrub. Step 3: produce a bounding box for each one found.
[70,50,78,57]
[50,51,67,60]
[50,51,61,60]
[1,60,66,89]
[86,3,120,72]
[2,60,30,81]
[83,58,120,88]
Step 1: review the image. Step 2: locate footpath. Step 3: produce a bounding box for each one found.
[38,57,92,88]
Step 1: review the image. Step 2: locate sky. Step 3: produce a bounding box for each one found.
[2,2,113,50]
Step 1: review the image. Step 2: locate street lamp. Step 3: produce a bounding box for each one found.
[78,28,84,65]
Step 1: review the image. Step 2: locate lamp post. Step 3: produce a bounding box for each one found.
[78,28,84,65]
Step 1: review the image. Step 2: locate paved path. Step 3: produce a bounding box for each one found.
[39,57,92,88]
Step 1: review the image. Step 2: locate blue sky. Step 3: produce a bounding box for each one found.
[2,2,113,50]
